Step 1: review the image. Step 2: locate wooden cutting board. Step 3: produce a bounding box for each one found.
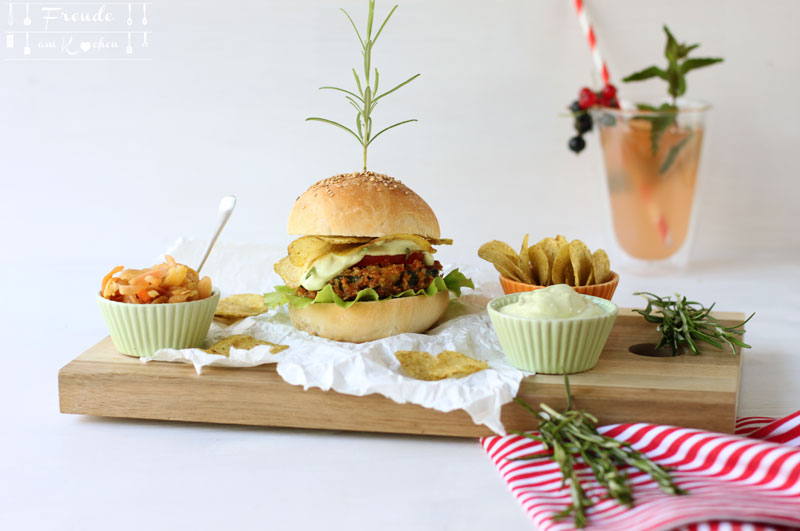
[59,309,745,437]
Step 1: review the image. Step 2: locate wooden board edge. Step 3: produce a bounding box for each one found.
[58,358,737,437]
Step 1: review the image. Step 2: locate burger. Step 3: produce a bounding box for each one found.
[265,171,473,342]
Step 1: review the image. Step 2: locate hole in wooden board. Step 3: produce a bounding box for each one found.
[628,343,685,358]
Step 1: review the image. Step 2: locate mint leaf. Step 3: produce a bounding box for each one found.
[633,103,677,155]
[623,26,722,106]
[680,57,724,75]
[622,66,667,83]
[659,132,694,174]
[664,25,679,63]
[678,43,700,58]
[649,114,676,154]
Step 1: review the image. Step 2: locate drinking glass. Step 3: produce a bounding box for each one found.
[591,102,709,271]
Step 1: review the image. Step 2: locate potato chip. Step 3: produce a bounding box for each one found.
[316,236,374,245]
[317,235,453,246]
[395,350,488,381]
[289,234,436,270]
[288,236,337,267]
[592,249,611,284]
[479,235,613,287]
[569,240,593,287]
[551,242,572,285]
[478,240,527,282]
[519,233,529,259]
[528,245,550,286]
[519,234,533,283]
[215,294,267,319]
[206,334,289,356]
[478,240,518,263]
[493,262,520,282]
[536,238,560,271]
[563,261,575,287]
[274,256,305,288]
[364,234,435,255]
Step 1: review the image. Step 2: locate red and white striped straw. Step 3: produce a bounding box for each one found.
[573,0,610,86]
[572,0,672,248]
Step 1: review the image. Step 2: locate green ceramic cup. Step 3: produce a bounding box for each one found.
[487,292,618,374]
[96,288,220,357]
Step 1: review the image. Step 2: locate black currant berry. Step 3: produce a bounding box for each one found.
[569,100,582,113]
[568,136,586,153]
[575,112,593,134]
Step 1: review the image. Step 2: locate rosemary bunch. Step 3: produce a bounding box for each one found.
[634,292,753,356]
[307,0,420,172]
[513,376,685,528]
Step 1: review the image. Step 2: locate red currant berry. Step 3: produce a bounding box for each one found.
[601,84,617,102]
[578,88,597,109]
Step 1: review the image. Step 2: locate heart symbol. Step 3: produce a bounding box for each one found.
[80,41,91,53]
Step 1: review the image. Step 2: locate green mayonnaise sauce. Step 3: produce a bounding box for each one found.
[500,284,605,320]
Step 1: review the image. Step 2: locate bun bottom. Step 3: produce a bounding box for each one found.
[288,291,450,343]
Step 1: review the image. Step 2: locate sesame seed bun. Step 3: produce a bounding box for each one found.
[287,171,441,238]
[288,291,450,343]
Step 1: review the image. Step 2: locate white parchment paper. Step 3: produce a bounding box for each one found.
[140,239,527,434]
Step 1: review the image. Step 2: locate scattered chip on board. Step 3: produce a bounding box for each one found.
[206,334,288,356]
[215,294,268,319]
[395,350,488,381]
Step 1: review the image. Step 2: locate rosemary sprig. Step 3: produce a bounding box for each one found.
[512,375,685,528]
[634,292,754,356]
[307,0,420,172]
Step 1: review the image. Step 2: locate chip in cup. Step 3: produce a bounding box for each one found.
[570,240,593,286]
[478,234,613,288]
[592,249,611,284]
[519,234,532,283]
[551,243,573,286]
[395,350,488,381]
[536,237,560,271]
[478,241,527,282]
[528,245,550,287]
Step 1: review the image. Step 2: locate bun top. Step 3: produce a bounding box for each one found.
[287,171,441,238]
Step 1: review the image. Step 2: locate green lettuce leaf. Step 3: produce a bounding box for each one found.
[264,269,474,309]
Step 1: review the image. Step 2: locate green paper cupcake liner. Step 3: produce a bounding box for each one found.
[487,293,618,374]
[97,289,220,357]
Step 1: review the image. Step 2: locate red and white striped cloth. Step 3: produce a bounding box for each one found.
[481,412,800,530]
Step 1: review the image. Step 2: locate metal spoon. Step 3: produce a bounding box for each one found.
[196,195,236,274]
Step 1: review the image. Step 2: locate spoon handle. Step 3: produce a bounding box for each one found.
[197,195,236,274]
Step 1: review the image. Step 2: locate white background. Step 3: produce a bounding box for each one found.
[1,1,799,530]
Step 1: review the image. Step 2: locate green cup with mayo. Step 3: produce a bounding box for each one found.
[487,284,618,374]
